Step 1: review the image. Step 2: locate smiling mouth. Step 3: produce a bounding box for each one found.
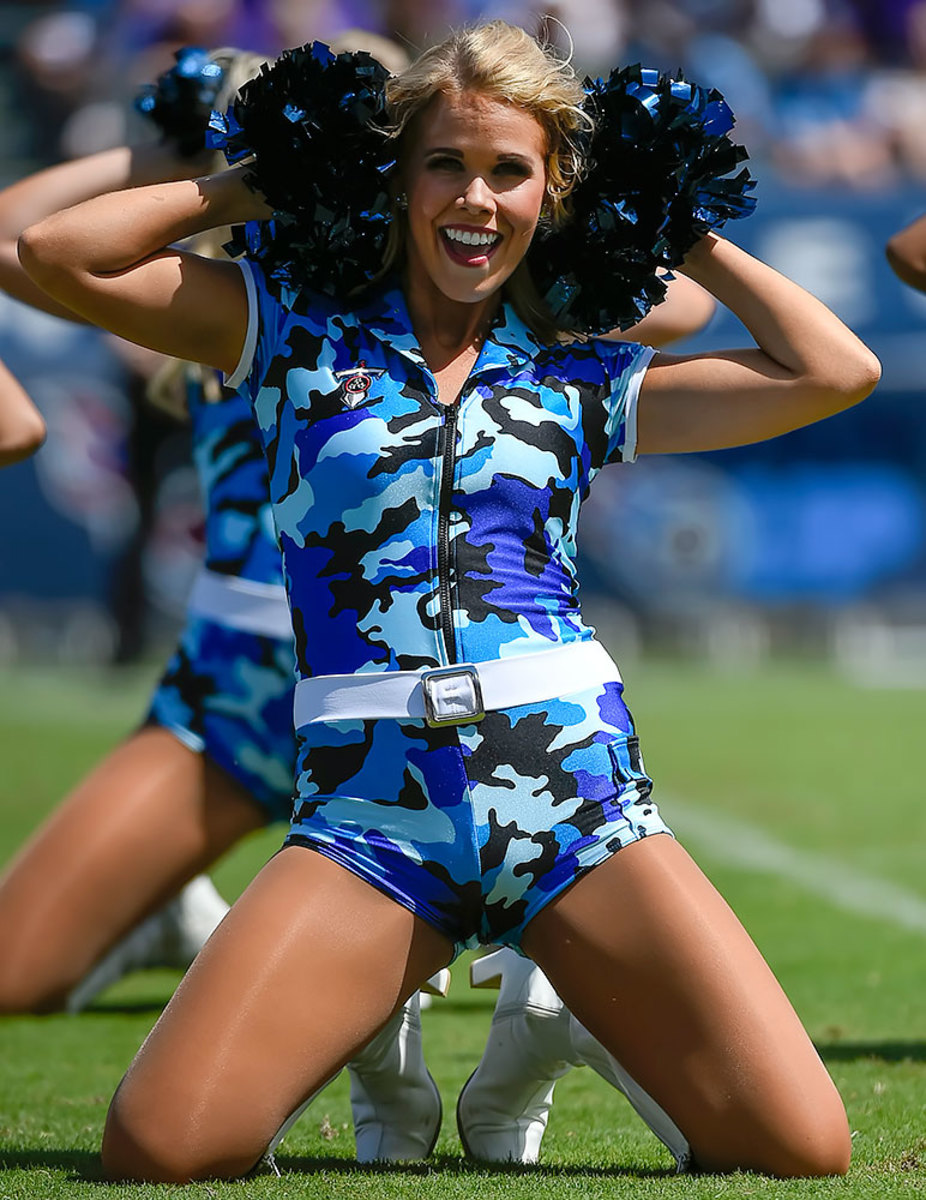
[439,226,502,266]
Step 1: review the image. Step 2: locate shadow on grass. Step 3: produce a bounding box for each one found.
[0,1148,102,1182]
[0,1149,677,1185]
[817,1041,926,1063]
[271,1153,677,1179]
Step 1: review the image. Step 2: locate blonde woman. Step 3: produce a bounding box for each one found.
[20,21,878,1182]
[0,44,442,1164]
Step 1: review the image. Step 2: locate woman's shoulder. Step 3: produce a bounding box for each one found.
[542,329,654,378]
[243,258,353,334]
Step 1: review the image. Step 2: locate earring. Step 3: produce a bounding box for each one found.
[396,193,408,211]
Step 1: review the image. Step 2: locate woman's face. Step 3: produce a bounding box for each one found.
[401,89,548,306]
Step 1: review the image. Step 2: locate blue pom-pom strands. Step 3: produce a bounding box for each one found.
[529,65,757,333]
[135,46,225,157]
[207,44,755,322]
[207,42,395,299]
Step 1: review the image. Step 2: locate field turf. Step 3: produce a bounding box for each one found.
[0,656,924,1198]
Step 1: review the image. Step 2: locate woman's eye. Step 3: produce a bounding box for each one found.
[427,156,462,171]
[495,161,530,178]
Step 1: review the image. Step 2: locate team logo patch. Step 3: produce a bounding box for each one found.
[334,361,386,409]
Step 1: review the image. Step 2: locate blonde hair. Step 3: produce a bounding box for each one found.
[381,21,590,340]
[329,29,412,75]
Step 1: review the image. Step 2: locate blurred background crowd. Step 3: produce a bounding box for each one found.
[2,0,926,683]
[7,0,926,186]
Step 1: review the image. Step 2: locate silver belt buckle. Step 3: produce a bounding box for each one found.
[420,664,485,727]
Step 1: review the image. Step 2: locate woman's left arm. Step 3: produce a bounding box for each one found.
[603,274,716,348]
[637,233,881,455]
[0,359,45,467]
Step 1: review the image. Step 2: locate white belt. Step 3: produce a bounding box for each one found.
[186,568,292,640]
[293,641,621,728]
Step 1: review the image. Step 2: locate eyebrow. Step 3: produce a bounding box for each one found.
[424,146,535,166]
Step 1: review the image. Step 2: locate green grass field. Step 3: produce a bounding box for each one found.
[0,656,924,1199]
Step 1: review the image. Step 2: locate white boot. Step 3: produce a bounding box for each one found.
[263,993,442,1171]
[348,993,442,1161]
[456,948,572,1163]
[457,947,690,1171]
[65,874,230,1013]
[419,967,452,1010]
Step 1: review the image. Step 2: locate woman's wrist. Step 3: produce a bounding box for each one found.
[197,166,273,225]
[676,232,722,282]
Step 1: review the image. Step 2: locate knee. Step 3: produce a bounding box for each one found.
[768,1114,852,1179]
[691,1088,851,1179]
[102,1083,263,1183]
[738,1101,851,1179]
[0,924,77,1012]
[0,966,69,1014]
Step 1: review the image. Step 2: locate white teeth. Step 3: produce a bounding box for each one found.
[443,228,499,247]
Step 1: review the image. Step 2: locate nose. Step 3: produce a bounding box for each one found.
[458,174,493,213]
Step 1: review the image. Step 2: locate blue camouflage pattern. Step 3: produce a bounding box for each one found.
[289,681,665,952]
[231,263,670,945]
[146,371,296,822]
[189,369,287,585]
[148,614,296,821]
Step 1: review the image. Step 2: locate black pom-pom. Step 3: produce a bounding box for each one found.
[135,46,225,157]
[207,42,395,298]
[529,65,757,334]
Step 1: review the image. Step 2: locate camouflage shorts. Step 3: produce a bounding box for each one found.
[286,679,671,956]
[147,614,296,823]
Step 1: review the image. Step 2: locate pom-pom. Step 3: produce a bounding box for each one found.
[528,65,757,334]
[135,46,225,157]
[207,42,395,298]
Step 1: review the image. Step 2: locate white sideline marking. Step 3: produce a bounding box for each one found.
[666,799,926,934]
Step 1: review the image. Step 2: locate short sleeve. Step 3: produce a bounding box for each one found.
[600,341,656,465]
[223,259,291,400]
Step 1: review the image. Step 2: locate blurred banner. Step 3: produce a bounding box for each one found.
[579,181,926,623]
[2,182,926,660]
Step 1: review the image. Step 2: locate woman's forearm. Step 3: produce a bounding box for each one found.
[19,167,267,286]
[17,168,266,372]
[0,144,215,320]
[679,233,879,401]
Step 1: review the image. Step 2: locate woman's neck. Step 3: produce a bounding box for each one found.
[403,271,500,372]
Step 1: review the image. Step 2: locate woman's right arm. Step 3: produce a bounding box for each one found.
[0,359,45,467]
[0,143,216,321]
[18,166,270,375]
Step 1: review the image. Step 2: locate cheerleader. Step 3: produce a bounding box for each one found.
[0,46,442,1164]
[18,22,879,1181]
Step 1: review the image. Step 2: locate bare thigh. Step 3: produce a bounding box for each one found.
[0,725,266,1011]
[102,845,453,1183]
[522,834,851,1178]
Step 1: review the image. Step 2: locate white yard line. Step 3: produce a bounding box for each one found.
[666,798,926,934]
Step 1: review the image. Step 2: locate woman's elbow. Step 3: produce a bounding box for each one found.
[846,345,882,402]
[817,344,881,413]
[885,237,926,291]
[17,220,67,289]
[0,414,46,468]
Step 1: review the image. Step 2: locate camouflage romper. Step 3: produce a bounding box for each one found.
[145,371,296,823]
[228,263,672,953]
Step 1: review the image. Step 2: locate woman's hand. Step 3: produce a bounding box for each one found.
[17,167,269,375]
[636,233,881,455]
